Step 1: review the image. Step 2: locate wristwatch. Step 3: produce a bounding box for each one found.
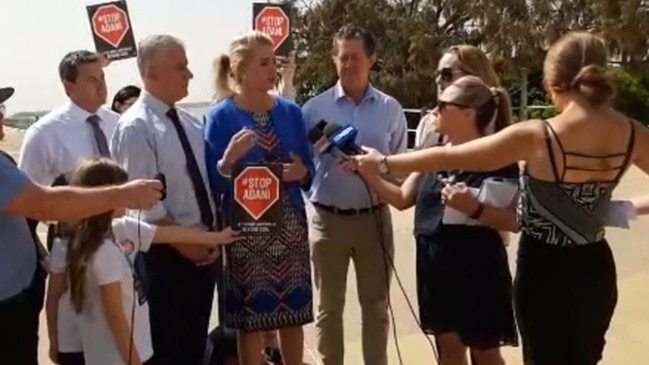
[378,155,390,174]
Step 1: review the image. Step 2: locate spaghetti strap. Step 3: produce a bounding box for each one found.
[613,119,636,182]
[541,120,562,181]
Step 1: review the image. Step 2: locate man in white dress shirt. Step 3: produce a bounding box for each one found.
[20,50,119,184]
[19,50,119,250]
[111,35,218,365]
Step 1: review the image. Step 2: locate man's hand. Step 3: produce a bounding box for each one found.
[98,53,112,68]
[117,179,163,210]
[282,152,307,182]
[278,50,296,83]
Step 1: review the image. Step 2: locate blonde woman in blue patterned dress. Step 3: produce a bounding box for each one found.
[205,31,315,365]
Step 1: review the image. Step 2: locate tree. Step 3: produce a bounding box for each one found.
[291,0,649,115]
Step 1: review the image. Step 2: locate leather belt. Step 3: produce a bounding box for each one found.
[312,202,383,216]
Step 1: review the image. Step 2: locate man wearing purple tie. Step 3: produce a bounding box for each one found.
[111,34,218,365]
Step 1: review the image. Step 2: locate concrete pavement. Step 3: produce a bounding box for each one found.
[300,166,649,365]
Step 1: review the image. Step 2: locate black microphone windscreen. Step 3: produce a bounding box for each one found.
[308,120,328,143]
[323,122,343,137]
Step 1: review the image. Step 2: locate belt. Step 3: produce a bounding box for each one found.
[312,202,383,216]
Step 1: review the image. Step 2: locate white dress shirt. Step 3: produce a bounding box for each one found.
[110,92,214,229]
[18,100,119,185]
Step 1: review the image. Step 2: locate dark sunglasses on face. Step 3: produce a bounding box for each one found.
[435,67,463,83]
[438,101,469,112]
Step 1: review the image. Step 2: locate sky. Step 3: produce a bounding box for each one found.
[0,0,266,113]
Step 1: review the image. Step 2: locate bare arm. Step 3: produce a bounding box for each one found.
[45,272,67,362]
[100,283,143,365]
[382,122,535,174]
[277,50,296,100]
[629,122,649,215]
[154,226,240,245]
[5,178,161,222]
[363,172,422,210]
[630,195,649,216]
[6,182,130,221]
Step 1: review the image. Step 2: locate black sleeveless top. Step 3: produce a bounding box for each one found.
[414,164,519,236]
[517,120,636,246]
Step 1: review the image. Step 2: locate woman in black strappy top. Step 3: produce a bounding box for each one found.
[354,31,649,365]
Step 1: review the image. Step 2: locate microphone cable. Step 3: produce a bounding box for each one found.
[127,210,141,365]
[360,178,441,365]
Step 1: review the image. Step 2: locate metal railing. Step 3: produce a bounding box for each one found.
[402,105,554,134]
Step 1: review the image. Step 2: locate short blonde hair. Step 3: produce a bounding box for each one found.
[213,31,274,100]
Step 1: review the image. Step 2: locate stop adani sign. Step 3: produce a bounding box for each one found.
[232,164,282,235]
[253,3,292,57]
[86,1,137,61]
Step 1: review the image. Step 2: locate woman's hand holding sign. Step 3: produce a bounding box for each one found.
[283,152,308,182]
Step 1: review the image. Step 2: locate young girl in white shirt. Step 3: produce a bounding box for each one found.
[63,158,240,365]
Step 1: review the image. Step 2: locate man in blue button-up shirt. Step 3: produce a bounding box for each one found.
[302,25,408,365]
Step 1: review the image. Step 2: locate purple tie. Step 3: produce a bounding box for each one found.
[86,114,110,157]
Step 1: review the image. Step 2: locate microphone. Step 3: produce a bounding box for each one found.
[307,120,366,159]
[307,120,330,153]
[322,122,366,156]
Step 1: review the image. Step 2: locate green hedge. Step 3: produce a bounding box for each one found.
[610,68,649,125]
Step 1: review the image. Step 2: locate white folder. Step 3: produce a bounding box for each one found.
[442,178,518,226]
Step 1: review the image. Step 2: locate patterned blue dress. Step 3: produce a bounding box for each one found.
[224,110,313,332]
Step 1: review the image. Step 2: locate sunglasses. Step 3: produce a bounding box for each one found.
[435,67,464,83]
[438,101,469,112]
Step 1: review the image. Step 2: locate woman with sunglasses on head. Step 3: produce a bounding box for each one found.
[357,75,518,365]
[417,46,513,240]
[355,31,649,365]
[415,45,501,150]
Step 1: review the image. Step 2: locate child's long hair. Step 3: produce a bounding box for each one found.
[66,158,128,313]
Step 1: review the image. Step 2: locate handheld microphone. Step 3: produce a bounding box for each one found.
[307,120,366,159]
[307,120,349,159]
[322,122,366,156]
